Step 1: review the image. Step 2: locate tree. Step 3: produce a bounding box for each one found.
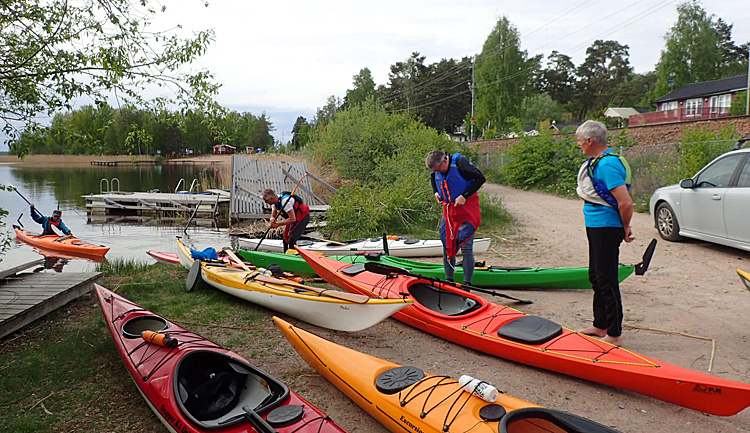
[475,16,540,134]
[574,40,633,118]
[313,95,343,129]
[714,18,750,77]
[1,0,217,147]
[419,57,472,133]
[346,68,377,108]
[521,94,565,128]
[381,52,428,114]
[650,1,724,100]
[537,51,576,106]
[291,116,313,150]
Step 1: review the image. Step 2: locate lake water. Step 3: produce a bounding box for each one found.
[0,162,233,273]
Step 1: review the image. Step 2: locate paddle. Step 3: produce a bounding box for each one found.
[221,248,254,272]
[7,182,64,237]
[737,269,750,293]
[248,273,371,304]
[633,238,657,276]
[363,262,533,304]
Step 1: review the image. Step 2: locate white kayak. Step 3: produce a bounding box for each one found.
[236,236,491,257]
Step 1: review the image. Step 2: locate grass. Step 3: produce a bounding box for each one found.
[0,260,269,433]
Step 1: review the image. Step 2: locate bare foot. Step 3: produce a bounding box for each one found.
[578,326,606,337]
[602,335,622,346]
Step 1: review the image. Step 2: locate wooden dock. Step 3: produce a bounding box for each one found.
[83,190,230,218]
[91,160,157,166]
[0,263,102,339]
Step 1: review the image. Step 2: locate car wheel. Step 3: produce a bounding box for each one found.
[655,202,682,241]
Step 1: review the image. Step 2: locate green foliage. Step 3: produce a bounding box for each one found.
[308,101,478,237]
[11,104,275,156]
[575,40,633,119]
[729,91,747,116]
[677,125,738,180]
[346,68,377,107]
[521,94,565,128]
[498,132,582,195]
[1,0,217,142]
[650,1,745,101]
[476,16,540,134]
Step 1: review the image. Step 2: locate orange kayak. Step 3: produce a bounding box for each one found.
[14,227,110,257]
[273,316,622,433]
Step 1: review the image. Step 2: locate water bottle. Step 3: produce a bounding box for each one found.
[458,375,499,403]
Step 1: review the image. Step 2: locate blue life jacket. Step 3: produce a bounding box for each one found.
[435,153,473,202]
[585,153,631,207]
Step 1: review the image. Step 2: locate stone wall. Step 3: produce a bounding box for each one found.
[472,115,750,153]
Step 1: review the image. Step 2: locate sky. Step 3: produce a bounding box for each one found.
[3,0,750,150]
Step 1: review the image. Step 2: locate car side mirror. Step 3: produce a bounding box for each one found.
[679,178,695,189]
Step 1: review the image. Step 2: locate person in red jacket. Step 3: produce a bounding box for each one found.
[262,188,310,251]
[426,150,485,284]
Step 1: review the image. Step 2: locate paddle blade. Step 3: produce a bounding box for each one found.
[635,238,657,276]
[737,269,750,293]
[364,261,410,276]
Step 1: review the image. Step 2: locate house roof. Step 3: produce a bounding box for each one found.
[604,107,640,119]
[653,74,748,104]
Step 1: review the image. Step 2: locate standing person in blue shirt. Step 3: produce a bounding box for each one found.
[30,204,72,237]
[574,120,634,347]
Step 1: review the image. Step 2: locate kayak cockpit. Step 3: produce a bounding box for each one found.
[408,283,483,317]
[174,350,289,429]
[499,407,622,433]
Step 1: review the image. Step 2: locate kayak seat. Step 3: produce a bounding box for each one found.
[403,239,420,244]
[175,351,290,428]
[409,283,481,316]
[341,264,367,276]
[296,240,314,247]
[497,316,562,345]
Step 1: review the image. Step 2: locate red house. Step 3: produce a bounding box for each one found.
[630,74,748,126]
[212,144,236,154]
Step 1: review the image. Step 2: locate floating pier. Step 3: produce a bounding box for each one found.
[83,190,230,218]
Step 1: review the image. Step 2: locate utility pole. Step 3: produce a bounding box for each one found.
[470,56,476,141]
[746,52,749,116]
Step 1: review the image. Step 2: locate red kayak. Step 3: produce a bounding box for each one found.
[297,247,750,416]
[95,284,349,433]
[146,250,181,265]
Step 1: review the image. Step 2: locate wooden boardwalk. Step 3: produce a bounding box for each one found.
[0,265,102,339]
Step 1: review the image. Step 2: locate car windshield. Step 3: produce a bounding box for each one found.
[694,154,744,188]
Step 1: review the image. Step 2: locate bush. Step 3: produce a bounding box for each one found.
[306,101,478,237]
[498,132,582,195]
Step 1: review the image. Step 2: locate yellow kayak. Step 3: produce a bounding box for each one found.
[273,316,622,433]
[192,257,411,332]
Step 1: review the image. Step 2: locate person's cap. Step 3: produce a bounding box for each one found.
[52,210,62,217]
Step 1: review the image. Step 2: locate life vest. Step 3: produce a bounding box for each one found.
[274,192,310,221]
[576,152,631,207]
[435,153,474,203]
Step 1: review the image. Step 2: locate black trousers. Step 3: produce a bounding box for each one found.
[586,227,625,337]
[283,213,311,251]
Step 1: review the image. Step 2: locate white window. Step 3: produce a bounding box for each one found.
[709,96,718,113]
[661,101,678,111]
[718,94,732,113]
[685,98,703,116]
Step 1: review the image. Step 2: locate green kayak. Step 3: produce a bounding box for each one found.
[236,249,636,290]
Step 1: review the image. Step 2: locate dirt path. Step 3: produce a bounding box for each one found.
[283,184,750,433]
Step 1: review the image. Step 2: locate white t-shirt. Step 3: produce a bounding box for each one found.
[278,195,296,214]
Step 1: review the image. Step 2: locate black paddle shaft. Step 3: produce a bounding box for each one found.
[363,262,533,304]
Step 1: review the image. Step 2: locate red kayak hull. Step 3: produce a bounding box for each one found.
[95,284,348,433]
[297,247,750,416]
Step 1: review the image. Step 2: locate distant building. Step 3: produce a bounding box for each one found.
[213,144,236,154]
[630,74,747,126]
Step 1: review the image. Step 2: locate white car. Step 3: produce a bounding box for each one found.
[649,147,750,252]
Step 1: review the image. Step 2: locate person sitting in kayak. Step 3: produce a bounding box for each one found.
[30,204,72,237]
[262,188,310,251]
[426,150,485,285]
